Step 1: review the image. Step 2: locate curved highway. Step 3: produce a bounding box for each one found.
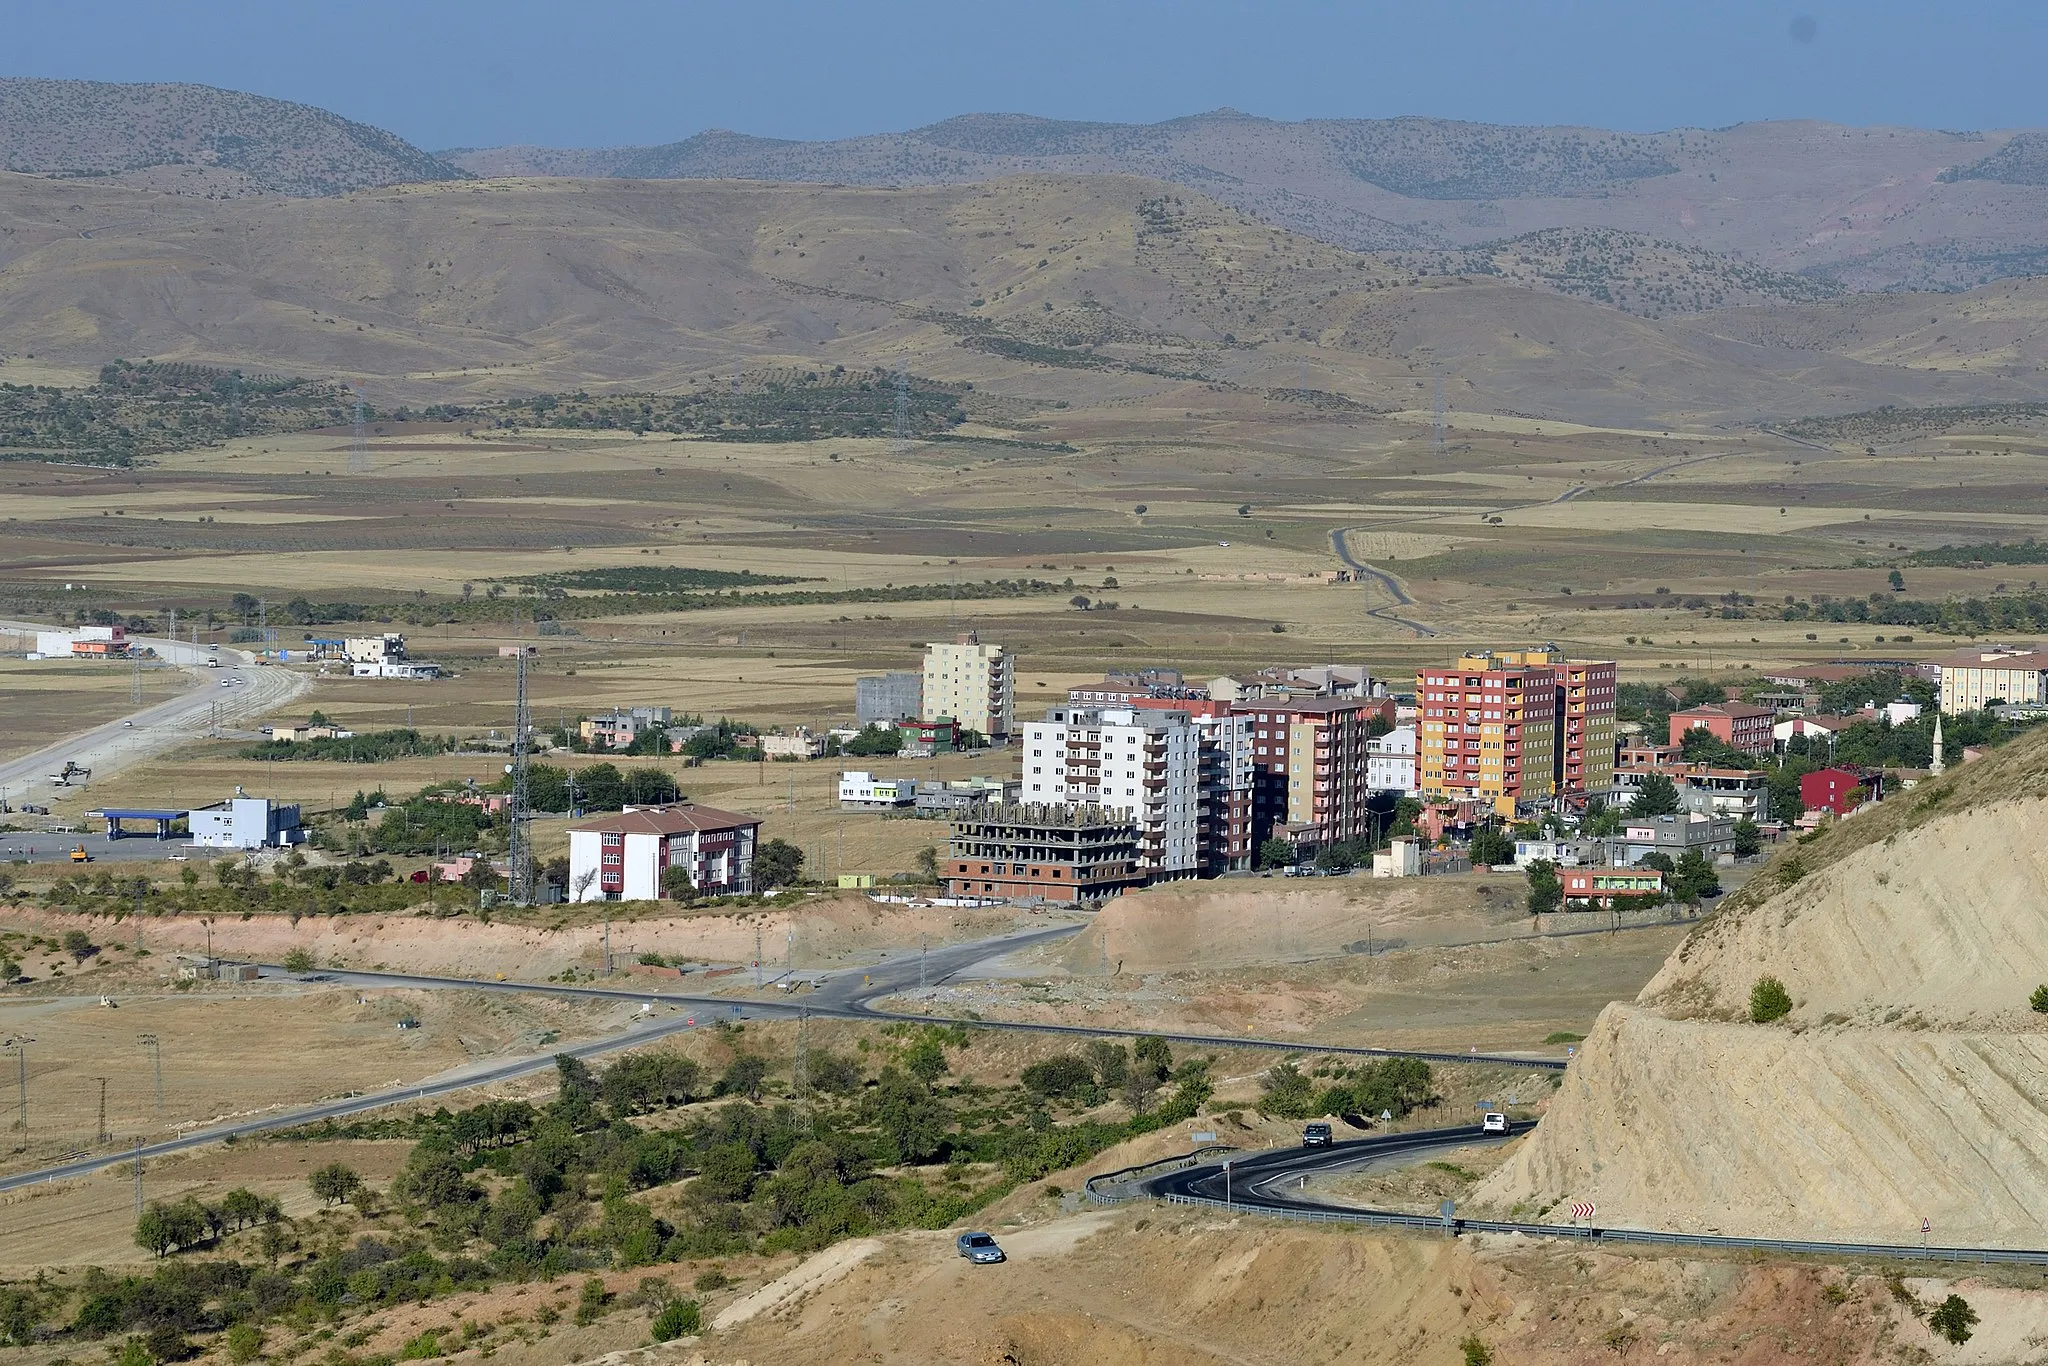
[1328,529,1435,637]
[0,621,308,804]
[1141,1121,1532,1210]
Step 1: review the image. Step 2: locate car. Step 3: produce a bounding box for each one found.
[167,854,189,862]
[122,720,133,727]
[1481,1112,1509,1134]
[1301,1122,1333,1148]
[955,1232,1005,1264]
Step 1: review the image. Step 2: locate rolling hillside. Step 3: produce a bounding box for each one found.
[445,111,2048,293]
[0,78,469,197]
[0,169,2042,429]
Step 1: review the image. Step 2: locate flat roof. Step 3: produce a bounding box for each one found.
[99,808,185,819]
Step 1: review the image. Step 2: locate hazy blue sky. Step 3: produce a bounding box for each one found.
[8,1,2043,149]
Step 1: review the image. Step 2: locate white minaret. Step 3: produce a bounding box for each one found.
[1930,712,1946,777]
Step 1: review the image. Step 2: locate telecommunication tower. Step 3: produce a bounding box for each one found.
[506,650,534,904]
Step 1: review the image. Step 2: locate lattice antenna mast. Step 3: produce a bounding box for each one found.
[507,650,534,904]
[349,386,370,474]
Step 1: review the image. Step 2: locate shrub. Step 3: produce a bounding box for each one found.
[1928,1293,1978,1345]
[1460,1336,1494,1366]
[1749,976,1793,1024]
[650,1299,701,1341]
[281,948,314,973]
[2031,984,2048,1014]
[224,1323,263,1364]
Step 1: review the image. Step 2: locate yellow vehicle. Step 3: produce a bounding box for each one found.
[69,844,92,863]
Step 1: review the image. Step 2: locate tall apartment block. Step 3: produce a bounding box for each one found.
[1020,706,1203,879]
[1483,647,1616,799]
[1230,696,1387,849]
[1418,651,1560,817]
[922,632,1014,739]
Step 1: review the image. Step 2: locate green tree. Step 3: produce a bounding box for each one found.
[281,948,314,974]
[1526,859,1562,917]
[1629,773,1681,816]
[1731,816,1761,858]
[62,928,95,962]
[1749,976,1793,1024]
[915,845,940,881]
[1670,849,1722,902]
[1888,568,1905,592]
[1928,1293,1978,1345]
[2031,984,2048,1014]
[1258,1060,1319,1120]
[753,838,805,889]
[660,865,695,901]
[1134,1035,1173,1081]
[1257,838,1296,870]
[308,1162,363,1205]
[1468,826,1514,867]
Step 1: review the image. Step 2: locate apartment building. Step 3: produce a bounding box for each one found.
[567,802,761,901]
[1113,695,1254,873]
[1231,695,1386,849]
[1417,651,1560,817]
[946,803,1141,902]
[923,632,1014,738]
[1667,702,1774,755]
[1934,645,2048,715]
[1366,724,1418,795]
[1020,706,1202,878]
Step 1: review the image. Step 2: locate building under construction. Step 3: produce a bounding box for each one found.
[945,802,1141,903]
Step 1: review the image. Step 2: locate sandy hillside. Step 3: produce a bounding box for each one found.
[1478,729,2048,1245]
[594,1202,2048,1366]
[1059,873,1533,974]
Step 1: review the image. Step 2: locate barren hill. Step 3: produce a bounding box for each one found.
[0,78,468,197]
[1477,727,2048,1245]
[1,169,2041,428]
[446,111,2048,292]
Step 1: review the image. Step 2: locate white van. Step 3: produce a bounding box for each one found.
[1481,1112,1509,1134]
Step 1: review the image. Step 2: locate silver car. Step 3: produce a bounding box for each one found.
[955,1231,1005,1264]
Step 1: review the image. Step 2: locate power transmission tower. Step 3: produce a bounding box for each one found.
[94,1077,110,1144]
[349,386,370,474]
[139,1034,163,1114]
[507,651,534,904]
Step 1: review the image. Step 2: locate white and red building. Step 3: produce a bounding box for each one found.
[567,802,762,901]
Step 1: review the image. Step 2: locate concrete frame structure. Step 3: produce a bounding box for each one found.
[1021,706,1202,879]
[946,803,1140,902]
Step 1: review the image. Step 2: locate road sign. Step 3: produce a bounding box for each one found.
[1192,1131,1217,1143]
[1570,1201,1596,1222]
[1380,1109,1393,1122]
[1439,1199,1456,1222]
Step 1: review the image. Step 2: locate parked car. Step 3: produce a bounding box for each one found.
[955,1232,1005,1264]
[1301,1122,1333,1148]
[1481,1112,1509,1134]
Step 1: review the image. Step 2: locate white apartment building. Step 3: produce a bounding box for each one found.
[1934,645,2048,715]
[1366,724,1418,795]
[922,632,1014,738]
[838,770,916,809]
[1020,706,1201,878]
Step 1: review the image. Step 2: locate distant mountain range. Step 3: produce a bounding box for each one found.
[0,78,469,197]
[444,110,2048,293]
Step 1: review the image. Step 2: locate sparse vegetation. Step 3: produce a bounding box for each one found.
[1928,1293,1978,1345]
[1749,976,1793,1024]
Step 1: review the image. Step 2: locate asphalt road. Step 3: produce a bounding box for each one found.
[1328,529,1436,637]
[1141,1121,1533,1211]
[0,622,308,811]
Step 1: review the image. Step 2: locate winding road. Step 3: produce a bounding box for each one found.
[1328,529,1436,637]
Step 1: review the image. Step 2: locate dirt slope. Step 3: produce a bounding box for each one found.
[1478,727,2048,1245]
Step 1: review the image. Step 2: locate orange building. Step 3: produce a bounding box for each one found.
[1417,651,1559,817]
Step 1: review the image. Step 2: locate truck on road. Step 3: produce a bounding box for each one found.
[49,761,90,786]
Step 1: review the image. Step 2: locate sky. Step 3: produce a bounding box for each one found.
[6,0,2044,150]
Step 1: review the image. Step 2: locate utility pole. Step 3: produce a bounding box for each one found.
[94,1077,110,1144]
[2,1036,30,1139]
[602,919,612,977]
[793,1008,812,1132]
[139,1034,163,1113]
[919,934,929,990]
[133,1139,144,1217]
[754,923,763,990]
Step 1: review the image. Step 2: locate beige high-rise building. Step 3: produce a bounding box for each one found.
[922,632,1014,738]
